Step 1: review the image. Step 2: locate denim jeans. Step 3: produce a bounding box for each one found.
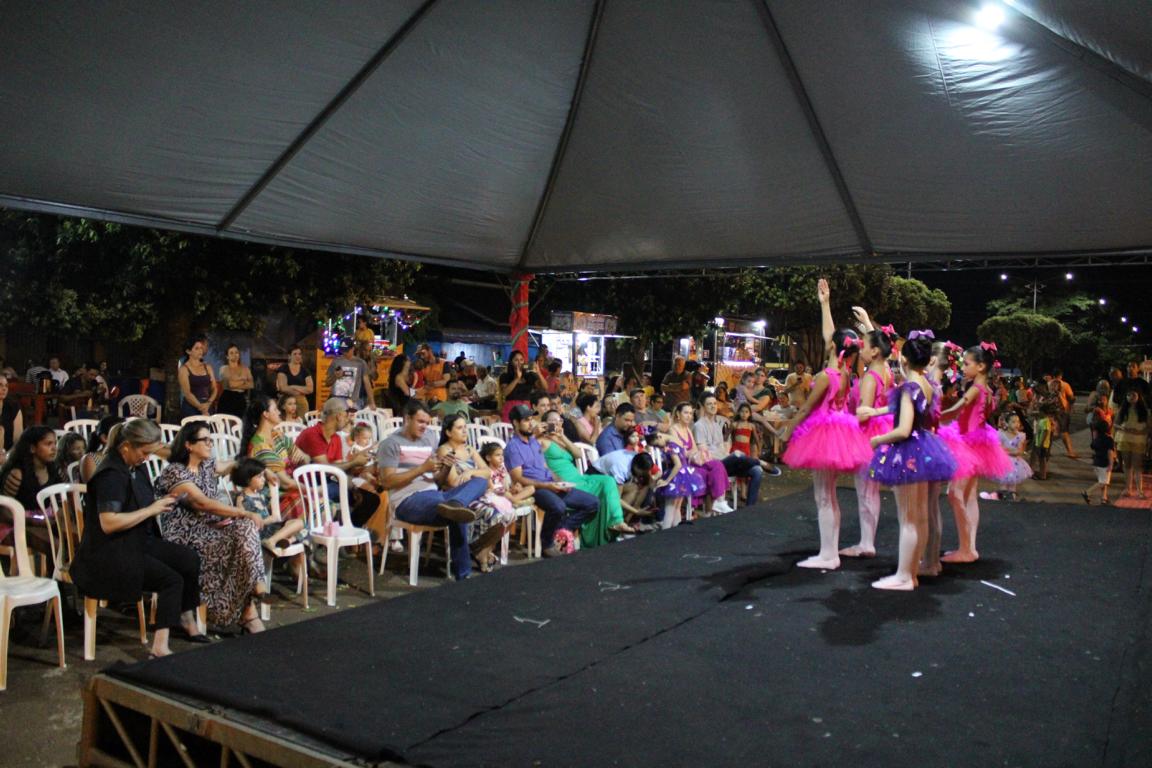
[395,477,489,579]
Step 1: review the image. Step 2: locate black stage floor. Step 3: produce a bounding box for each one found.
[111,490,1152,767]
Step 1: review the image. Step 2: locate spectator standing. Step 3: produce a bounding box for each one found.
[661,356,692,408]
[382,354,413,414]
[326,342,374,410]
[217,344,254,419]
[1051,368,1078,458]
[0,373,24,455]
[178,335,217,418]
[498,350,541,422]
[782,361,814,402]
[378,401,485,581]
[416,344,449,404]
[504,405,597,556]
[276,346,315,415]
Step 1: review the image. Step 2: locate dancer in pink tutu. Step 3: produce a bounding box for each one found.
[938,342,1013,563]
[858,330,957,590]
[842,307,897,558]
[780,279,873,570]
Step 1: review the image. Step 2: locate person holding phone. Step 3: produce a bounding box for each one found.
[70,419,209,657]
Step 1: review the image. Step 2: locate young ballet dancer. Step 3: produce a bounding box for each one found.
[780,278,872,570]
[919,340,959,577]
[938,342,1013,563]
[858,330,956,590]
[984,411,1031,501]
[842,308,897,558]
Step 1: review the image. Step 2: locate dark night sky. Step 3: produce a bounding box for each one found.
[914,263,1152,353]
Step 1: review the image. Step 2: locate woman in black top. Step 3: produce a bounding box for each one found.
[384,354,413,413]
[0,375,23,453]
[499,350,541,421]
[70,419,207,657]
[275,346,314,415]
[0,426,61,559]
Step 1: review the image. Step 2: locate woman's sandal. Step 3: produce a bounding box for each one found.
[240,616,265,635]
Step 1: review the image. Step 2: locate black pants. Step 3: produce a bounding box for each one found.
[141,537,201,629]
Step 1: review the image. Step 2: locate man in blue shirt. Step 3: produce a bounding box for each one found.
[504,405,598,556]
[595,402,636,456]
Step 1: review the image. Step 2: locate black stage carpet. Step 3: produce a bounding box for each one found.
[111,490,1152,767]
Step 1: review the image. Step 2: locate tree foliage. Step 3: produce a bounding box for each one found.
[976,312,1072,378]
[0,211,420,407]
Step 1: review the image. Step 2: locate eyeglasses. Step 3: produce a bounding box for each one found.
[189,436,212,444]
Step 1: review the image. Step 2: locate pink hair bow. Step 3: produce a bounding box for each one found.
[980,341,998,353]
[879,324,897,337]
[838,337,862,363]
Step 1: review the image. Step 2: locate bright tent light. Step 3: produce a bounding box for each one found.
[975,4,1006,30]
[1134,326,1140,333]
[1000,273,1008,281]
[1122,316,1129,323]
[1065,272,1074,280]
[1099,298,1107,305]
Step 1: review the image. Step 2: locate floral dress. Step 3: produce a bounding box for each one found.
[655,441,705,500]
[248,430,304,520]
[155,459,264,627]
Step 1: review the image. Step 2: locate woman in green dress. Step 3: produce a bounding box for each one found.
[539,409,634,547]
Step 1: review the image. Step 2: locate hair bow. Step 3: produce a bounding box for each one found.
[837,336,862,363]
[980,341,998,353]
[907,329,934,341]
[879,324,897,338]
[993,361,1002,369]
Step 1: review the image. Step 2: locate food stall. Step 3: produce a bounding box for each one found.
[313,298,431,405]
[674,318,778,391]
[541,311,633,377]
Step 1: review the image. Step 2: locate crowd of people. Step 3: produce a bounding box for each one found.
[2,315,1149,659]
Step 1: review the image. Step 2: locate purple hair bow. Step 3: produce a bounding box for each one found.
[907,330,934,341]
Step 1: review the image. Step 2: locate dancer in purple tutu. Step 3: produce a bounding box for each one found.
[858,331,957,590]
[779,279,873,570]
[938,343,1013,563]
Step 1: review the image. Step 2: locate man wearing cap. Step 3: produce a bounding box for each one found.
[295,397,379,525]
[378,400,486,580]
[325,342,375,410]
[504,405,598,556]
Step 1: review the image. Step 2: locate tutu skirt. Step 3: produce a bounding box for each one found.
[783,410,872,473]
[964,424,1014,479]
[861,413,894,441]
[999,457,1033,486]
[867,429,957,485]
[938,423,976,479]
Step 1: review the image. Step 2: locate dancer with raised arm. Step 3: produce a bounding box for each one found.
[858,331,957,590]
[779,279,872,570]
[938,343,1012,563]
[842,307,897,558]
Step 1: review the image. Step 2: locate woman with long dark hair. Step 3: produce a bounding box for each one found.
[154,421,267,632]
[0,425,61,559]
[384,354,413,413]
[178,335,217,418]
[70,419,207,657]
[80,415,123,483]
[499,350,540,422]
[241,394,308,520]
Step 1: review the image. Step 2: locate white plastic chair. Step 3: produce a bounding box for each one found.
[65,461,81,484]
[378,495,450,586]
[303,410,321,427]
[477,435,505,449]
[209,413,243,438]
[159,423,181,446]
[491,422,515,444]
[425,426,441,445]
[209,433,240,463]
[466,423,494,451]
[351,410,394,442]
[142,456,169,485]
[180,414,211,428]
[36,483,150,661]
[573,442,599,474]
[292,465,373,606]
[63,419,99,441]
[0,496,66,690]
[118,395,161,421]
[256,485,307,619]
[277,421,305,441]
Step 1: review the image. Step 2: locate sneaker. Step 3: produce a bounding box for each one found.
[389,540,405,553]
[436,501,481,523]
[712,500,734,514]
[764,465,782,477]
[978,491,1000,501]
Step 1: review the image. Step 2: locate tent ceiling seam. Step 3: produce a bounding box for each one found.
[514,0,607,271]
[754,0,874,256]
[215,0,441,233]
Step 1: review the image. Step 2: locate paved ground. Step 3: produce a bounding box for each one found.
[1,423,1141,767]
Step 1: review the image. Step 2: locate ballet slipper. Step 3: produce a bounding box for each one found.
[838,545,876,558]
[872,574,917,591]
[941,549,979,563]
[797,554,840,570]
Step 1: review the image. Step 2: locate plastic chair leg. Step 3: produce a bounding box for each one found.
[326,542,338,607]
[443,530,450,579]
[408,531,423,586]
[136,600,148,645]
[149,594,158,626]
[365,543,375,597]
[500,529,509,565]
[1,598,11,690]
[52,595,65,670]
[534,508,544,558]
[83,597,98,661]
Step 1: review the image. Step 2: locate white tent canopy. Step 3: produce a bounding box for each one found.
[1,0,1150,273]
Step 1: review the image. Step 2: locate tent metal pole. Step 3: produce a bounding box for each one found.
[754,0,874,257]
[515,0,607,271]
[216,0,442,232]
